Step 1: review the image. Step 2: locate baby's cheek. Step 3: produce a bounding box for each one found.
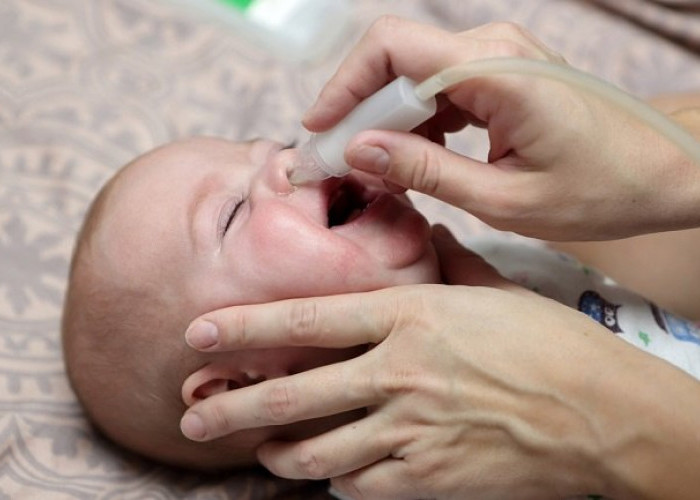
[249,212,311,260]
[246,211,360,295]
[245,210,328,279]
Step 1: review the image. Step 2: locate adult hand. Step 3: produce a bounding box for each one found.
[302,17,700,240]
[181,228,700,499]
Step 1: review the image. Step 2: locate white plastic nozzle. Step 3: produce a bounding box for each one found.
[288,76,438,185]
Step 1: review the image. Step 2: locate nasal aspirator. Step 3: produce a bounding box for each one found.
[288,76,438,185]
[288,58,700,186]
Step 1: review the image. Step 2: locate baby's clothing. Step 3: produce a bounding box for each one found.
[468,237,700,380]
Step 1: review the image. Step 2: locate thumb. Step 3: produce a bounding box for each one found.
[346,130,493,208]
[432,225,513,289]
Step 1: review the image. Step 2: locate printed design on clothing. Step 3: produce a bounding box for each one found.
[638,331,651,347]
[578,291,623,333]
[650,303,700,346]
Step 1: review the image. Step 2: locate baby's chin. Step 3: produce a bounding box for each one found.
[390,240,441,286]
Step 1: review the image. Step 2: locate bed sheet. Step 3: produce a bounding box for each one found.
[2,0,699,498]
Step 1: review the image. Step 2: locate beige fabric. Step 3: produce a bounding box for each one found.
[1,0,699,498]
[588,0,700,51]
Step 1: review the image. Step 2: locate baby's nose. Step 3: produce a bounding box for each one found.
[264,148,297,194]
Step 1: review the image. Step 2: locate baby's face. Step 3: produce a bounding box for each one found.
[106,137,439,308]
[96,137,439,464]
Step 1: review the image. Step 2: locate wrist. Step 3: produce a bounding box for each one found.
[579,341,700,499]
[641,105,700,234]
[669,108,700,228]
[588,95,700,239]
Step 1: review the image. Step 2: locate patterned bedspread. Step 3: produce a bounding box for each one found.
[2,0,699,498]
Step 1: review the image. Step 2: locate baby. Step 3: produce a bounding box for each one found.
[62,135,700,473]
[61,137,441,470]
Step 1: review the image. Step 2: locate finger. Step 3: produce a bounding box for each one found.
[465,21,566,64]
[431,225,509,288]
[303,18,561,133]
[345,129,507,210]
[180,356,381,441]
[302,17,472,132]
[185,288,402,352]
[331,459,423,500]
[256,412,392,480]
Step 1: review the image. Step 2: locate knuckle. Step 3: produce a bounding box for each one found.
[406,454,444,488]
[294,443,330,479]
[487,39,532,59]
[489,189,522,219]
[286,301,321,345]
[377,293,404,334]
[374,364,421,398]
[486,22,561,62]
[230,311,250,347]
[206,400,233,438]
[486,21,530,42]
[474,22,540,59]
[263,381,298,424]
[472,177,526,222]
[497,21,529,37]
[403,147,442,195]
[332,477,371,500]
[370,14,405,38]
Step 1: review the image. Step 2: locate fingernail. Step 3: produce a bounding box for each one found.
[348,145,390,174]
[185,320,219,350]
[301,106,315,125]
[180,413,207,441]
[302,103,323,126]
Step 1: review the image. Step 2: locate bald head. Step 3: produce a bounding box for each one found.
[61,143,259,469]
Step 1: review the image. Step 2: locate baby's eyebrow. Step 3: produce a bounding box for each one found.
[188,172,222,255]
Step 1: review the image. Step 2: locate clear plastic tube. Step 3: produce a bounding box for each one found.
[413,57,700,167]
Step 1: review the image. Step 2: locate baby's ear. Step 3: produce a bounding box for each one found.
[182,362,267,407]
[192,378,231,401]
[182,364,237,407]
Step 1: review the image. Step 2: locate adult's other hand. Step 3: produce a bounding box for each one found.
[181,229,700,499]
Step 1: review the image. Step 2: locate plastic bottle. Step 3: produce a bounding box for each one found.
[169,0,352,64]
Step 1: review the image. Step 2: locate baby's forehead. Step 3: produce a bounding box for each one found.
[127,139,221,175]
[93,138,256,293]
[93,152,200,287]
[116,139,244,195]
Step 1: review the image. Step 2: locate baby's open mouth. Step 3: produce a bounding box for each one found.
[326,179,380,227]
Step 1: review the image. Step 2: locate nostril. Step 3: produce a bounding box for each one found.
[273,148,300,195]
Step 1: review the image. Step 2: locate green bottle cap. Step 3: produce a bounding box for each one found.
[218,0,255,11]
